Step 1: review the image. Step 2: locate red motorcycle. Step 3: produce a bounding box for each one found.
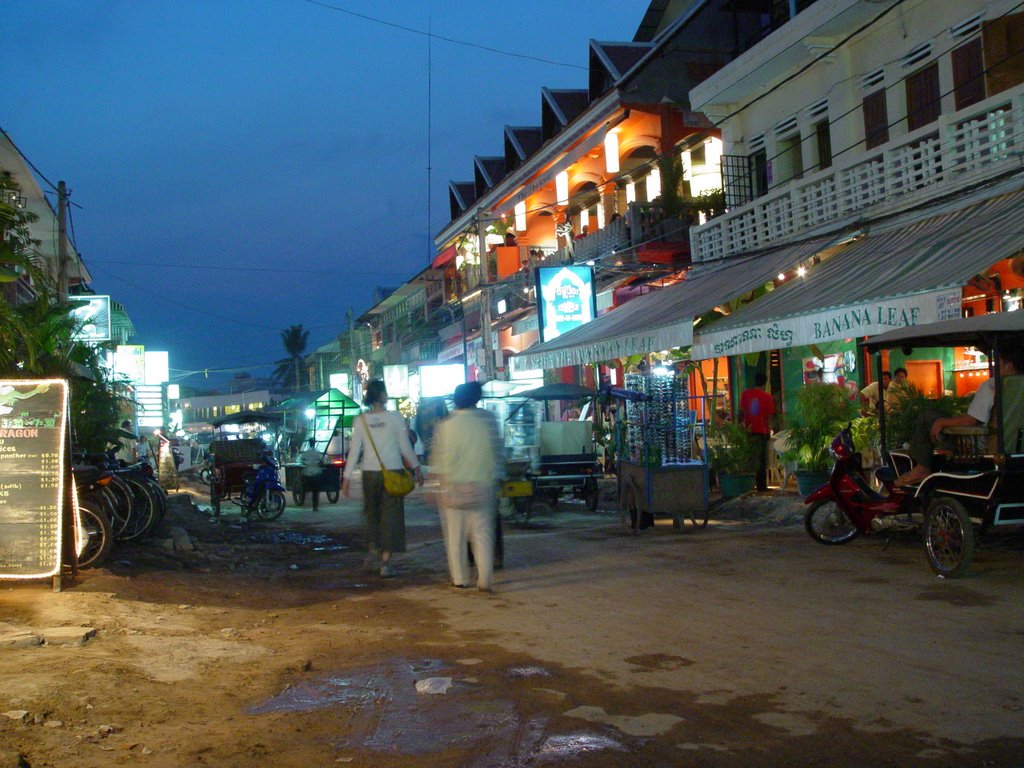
[803,425,918,544]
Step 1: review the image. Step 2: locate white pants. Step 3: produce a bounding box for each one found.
[439,483,495,590]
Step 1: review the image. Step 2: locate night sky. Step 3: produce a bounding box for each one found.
[4,1,643,388]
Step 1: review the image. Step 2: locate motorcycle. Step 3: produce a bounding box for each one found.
[238,451,287,521]
[803,425,920,545]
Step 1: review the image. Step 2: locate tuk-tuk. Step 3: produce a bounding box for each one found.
[863,312,1024,576]
[208,410,284,518]
[500,383,602,518]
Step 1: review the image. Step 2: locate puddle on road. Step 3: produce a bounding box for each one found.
[248,531,341,547]
[249,656,628,763]
[537,732,626,758]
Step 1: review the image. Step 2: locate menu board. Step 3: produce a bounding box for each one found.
[0,380,68,579]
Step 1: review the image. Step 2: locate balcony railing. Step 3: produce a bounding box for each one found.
[692,83,1024,261]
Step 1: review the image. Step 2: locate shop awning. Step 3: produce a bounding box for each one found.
[691,188,1024,360]
[515,234,840,370]
[432,245,457,269]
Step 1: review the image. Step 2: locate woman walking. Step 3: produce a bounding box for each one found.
[342,379,423,577]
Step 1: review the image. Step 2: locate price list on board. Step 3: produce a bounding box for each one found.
[0,381,67,578]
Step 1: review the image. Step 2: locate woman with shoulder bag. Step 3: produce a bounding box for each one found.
[342,379,424,577]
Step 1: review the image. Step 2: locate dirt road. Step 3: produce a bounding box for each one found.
[1,483,1022,767]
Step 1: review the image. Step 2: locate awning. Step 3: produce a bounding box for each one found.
[432,245,456,269]
[691,188,1024,360]
[515,234,840,370]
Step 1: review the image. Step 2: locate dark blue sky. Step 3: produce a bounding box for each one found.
[5,2,643,387]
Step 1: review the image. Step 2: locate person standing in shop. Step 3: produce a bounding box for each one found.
[739,372,775,493]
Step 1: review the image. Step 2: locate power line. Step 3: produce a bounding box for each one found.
[87,259,417,276]
[300,0,587,70]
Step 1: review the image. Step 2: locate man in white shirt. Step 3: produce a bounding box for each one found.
[897,350,1022,485]
[431,382,504,592]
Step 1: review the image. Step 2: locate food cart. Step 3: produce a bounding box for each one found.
[498,383,602,519]
[272,389,361,506]
[615,371,710,533]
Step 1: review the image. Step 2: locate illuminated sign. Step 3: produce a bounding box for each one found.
[536,266,596,343]
[114,345,146,385]
[144,351,169,385]
[329,373,351,396]
[419,364,466,398]
[383,364,410,398]
[0,380,70,579]
[70,295,111,343]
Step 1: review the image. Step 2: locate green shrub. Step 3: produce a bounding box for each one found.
[784,384,856,472]
[709,421,760,475]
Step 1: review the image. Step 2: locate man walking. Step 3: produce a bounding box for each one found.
[299,438,324,511]
[431,382,504,592]
[739,372,775,492]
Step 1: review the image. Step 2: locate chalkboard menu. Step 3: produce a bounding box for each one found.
[0,380,68,579]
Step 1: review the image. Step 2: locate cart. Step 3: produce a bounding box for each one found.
[208,411,283,518]
[274,389,360,507]
[501,383,602,519]
[614,373,710,533]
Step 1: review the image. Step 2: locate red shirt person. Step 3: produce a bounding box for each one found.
[739,372,775,491]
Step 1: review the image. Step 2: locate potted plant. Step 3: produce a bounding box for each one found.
[784,383,855,495]
[709,421,760,498]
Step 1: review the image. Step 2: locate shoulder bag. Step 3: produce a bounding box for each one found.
[362,415,416,497]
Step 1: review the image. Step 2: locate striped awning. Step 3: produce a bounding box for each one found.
[515,234,840,370]
[691,187,1024,360]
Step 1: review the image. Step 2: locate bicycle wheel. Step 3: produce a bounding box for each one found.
[105,475,134,537]
[77,498,114,569]
[118,476,158,541]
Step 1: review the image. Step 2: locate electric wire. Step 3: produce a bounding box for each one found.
[300,0,587,70]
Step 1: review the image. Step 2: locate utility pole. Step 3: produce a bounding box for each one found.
[475,210,494,382]
[56,180,69,300]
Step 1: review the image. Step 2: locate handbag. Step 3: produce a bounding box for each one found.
[362,415,416,497]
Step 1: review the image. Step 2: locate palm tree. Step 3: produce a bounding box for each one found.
[274,324,309,393]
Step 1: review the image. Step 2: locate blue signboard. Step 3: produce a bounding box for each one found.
[535,266,596,343]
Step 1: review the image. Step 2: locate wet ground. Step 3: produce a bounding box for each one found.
[2,481,1023,767]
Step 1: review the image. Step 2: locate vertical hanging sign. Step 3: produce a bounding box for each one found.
[0,380,70,579]
[535,266,596,343]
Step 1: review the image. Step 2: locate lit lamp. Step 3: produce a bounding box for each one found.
[646,168,662,201]
[304,407,316,438]
[604,132,620,174]
[625,182,636,204]
[555,171,569,206]
[580,208,589,230]
[514,201,527,232]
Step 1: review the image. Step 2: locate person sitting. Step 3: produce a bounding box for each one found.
[896,349,1023,486]
[859,371,891,416]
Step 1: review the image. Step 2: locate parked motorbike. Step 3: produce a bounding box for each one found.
[240,451,287,521]
[803,425,920,545]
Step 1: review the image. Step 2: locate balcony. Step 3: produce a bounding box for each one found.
[692,84,1024,262]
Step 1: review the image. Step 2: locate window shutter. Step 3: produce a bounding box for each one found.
[862,89,889,149]
[905,62,941,131]
[984,12,1024,96]
[952,38,986,110]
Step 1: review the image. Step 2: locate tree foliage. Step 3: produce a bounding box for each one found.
[274,324,309,393]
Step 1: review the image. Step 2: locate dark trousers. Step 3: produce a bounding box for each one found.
[303,474,322,510]
[752,433,770,491]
